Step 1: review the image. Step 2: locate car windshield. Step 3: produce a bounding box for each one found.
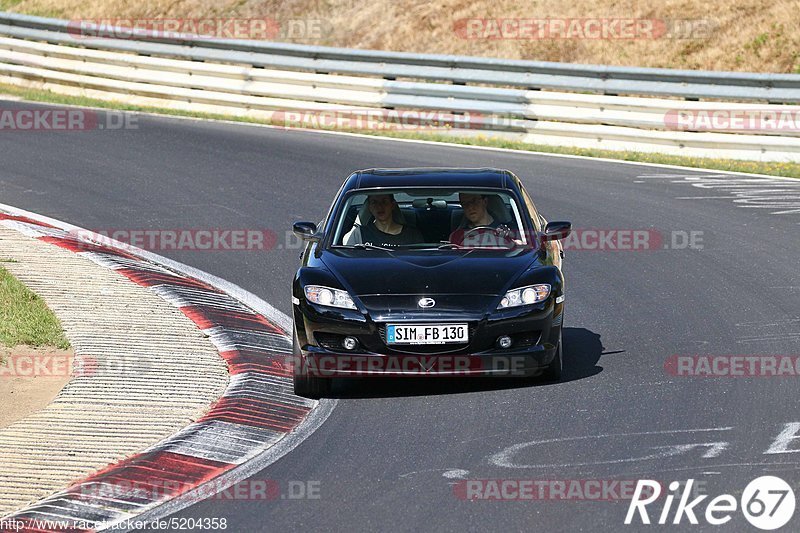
[329,188,530,250]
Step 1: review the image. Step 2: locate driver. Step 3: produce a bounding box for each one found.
[450,192,516,247]
[458,192,502,230]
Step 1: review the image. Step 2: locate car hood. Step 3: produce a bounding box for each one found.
[320,248,537,297]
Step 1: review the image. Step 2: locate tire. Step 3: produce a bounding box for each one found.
[541,329,563,382]
[292,331,332,399]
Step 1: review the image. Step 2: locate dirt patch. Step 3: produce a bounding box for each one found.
[0,345,73,428]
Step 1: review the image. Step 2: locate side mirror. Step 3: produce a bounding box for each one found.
[293,221,319,241]
[543,221,572,241]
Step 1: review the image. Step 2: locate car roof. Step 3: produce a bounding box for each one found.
[347,168,516,190]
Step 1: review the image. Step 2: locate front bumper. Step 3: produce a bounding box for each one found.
[293,297,564,378]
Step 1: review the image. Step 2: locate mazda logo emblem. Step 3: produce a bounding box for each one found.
[418,298,436,308]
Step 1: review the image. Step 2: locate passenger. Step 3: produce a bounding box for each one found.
[345,193,424,247]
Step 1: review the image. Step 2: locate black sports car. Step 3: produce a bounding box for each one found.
[291,168,571,398]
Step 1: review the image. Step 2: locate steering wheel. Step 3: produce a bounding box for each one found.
[457,225,515,247]
[462,225,498,238]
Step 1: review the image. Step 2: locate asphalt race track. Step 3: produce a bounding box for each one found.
[2,102,800,531]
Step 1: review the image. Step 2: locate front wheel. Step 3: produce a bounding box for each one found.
[540,329,563,382]
[292,331,331,399]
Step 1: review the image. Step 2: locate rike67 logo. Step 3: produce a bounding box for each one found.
[626,476,795,530]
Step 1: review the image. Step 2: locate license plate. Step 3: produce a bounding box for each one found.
[386,324,468,345]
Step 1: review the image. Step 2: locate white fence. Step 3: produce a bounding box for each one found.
[1,12,799,161]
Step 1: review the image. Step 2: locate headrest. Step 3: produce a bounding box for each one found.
[485,194,512,223]
[412,198,447,209]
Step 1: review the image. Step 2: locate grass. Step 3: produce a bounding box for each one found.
[3,0,800,73]
[2,81,798,179]
[379,131,800,179]
[0,0,23,9]
[0,0,64,17]
[0,266,71,349]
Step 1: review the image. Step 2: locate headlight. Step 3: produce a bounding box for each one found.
[498,284,551,309]
[304,285,357,309]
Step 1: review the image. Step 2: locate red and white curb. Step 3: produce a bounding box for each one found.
[0,204,335,532]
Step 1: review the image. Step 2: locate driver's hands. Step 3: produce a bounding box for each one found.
[495,224,512,239]
[449,226,514,248]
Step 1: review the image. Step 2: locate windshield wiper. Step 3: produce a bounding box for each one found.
[437,242,465,249]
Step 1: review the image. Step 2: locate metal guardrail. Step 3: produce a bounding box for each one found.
[0,11,799,161]
[2,12,799,102]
